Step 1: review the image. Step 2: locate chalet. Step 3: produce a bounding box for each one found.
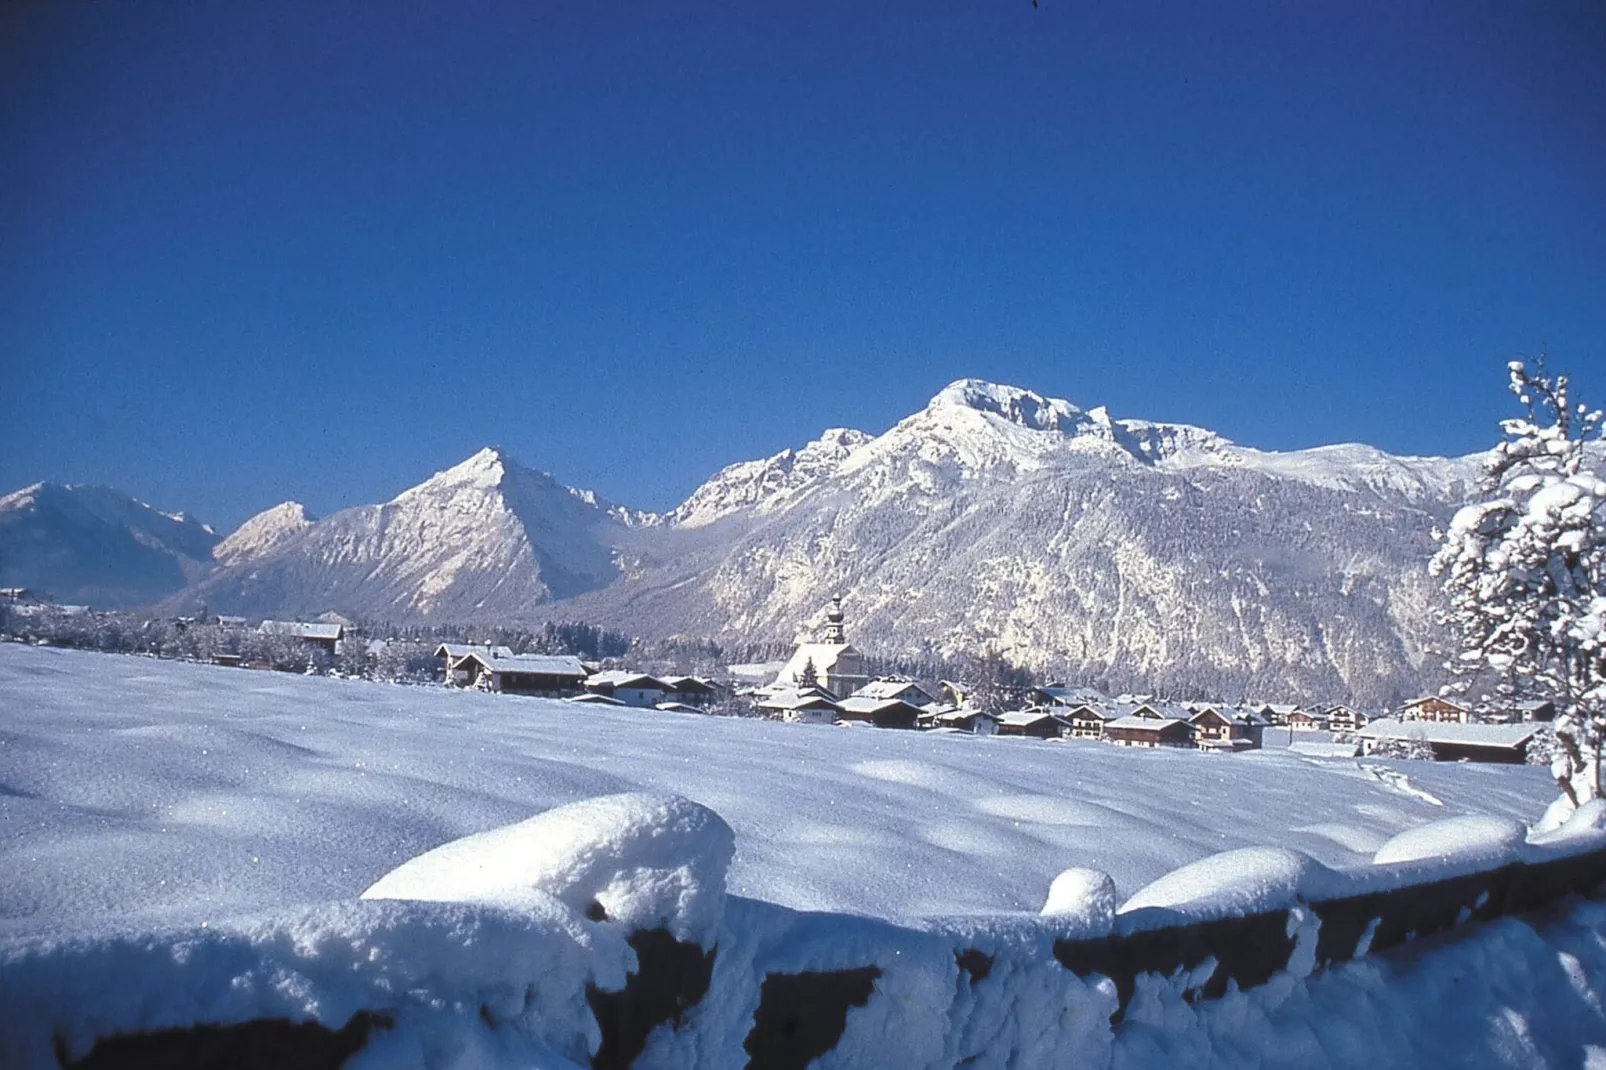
[1325,705,1370,732]
[435,644,514,685]
[454,651,588,696]
[1286,709,1331,731]
[661,676,720,707]
[1399,696,1471,724]
[1358,719,1540,764]
[929,708,1001,735]
[1188,707,1254,751]
[1103,714,1193,749]
[1262,704,1300,726]
[835,696,922,730]
[1062,704,1121,740]
[756,688,839,725]
[772,597,869,698]
[584,671,670,708]
[853,678,938,707]
[211,615,248,628]
[258,620,345,655]
[996,710,1069,740]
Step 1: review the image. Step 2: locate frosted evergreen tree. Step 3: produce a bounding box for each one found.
[1431,358,1605,824]
[799,657,819,690]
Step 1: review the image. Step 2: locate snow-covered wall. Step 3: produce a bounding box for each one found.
[11,794,1606,1069]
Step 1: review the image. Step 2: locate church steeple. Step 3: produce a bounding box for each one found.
[823,595,846,644]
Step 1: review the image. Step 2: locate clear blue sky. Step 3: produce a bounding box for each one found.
[3,1,1603,529]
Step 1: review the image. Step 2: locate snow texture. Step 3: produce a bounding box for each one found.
[1040,868,1117,927]
[361,793,733,946]
[1117,847,1334,925]
[1372,815,1530,868]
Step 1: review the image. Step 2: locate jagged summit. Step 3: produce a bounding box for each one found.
[213,501,316,564]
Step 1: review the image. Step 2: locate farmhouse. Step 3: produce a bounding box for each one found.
[1399,696,1471,724]
[435,643,514,684]
[1062,704,1120,740]
[1104,714,1193,749]
[453,650,588,696]
[258,620,345,655]
[1358,719,1541,764]
[853,678,937,707]
[1287,709,1331,731]
[1188,707,1262,751]
[928,708,1001,735]
[1032,685,1111,710]
[661,676,720,707]
[773,597,869,698]
[835,696,921,730]
[1325,704,1370,732]
[996,710,1069,739]
[585,670,670,708]
[755,688,839,725]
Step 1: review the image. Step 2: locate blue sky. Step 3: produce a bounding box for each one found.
[3,1,1603,528]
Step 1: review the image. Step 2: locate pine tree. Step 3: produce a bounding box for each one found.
[799,657,819,690]
[1431,358,1606,819]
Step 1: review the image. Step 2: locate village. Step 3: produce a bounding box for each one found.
[0,587,1556,766]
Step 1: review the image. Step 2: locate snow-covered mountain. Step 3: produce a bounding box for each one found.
[173,448,628,621]
[0,483,219,606]
[563,381,1486,705]
[6,380,1497,702]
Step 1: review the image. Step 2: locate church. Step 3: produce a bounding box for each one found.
[773,596,869,699]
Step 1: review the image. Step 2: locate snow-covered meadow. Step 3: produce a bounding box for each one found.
[0,643,1557,936]
[8,643,1606,1069]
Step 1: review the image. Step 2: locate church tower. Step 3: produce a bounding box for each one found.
[823,595,846,643]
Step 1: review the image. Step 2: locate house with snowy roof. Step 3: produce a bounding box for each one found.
[661,676,720,707]
[1032,684,1111,709]
[1358,719,1540,764]
[1286,708,1331,731]
[1062,703,1122,740]
[835,696,921,730]
[772,596,869,699]
[755,687,839,725]
[452,650,588,696]
[1188,707,1263,751]
[853,678,937,707]
[258,620,345,655]
[927,707,1001,735]
[996,710,1070,739]
[1325,704,1370,732]
[1399,696,1471,724]
[584,670,671,708]
[1103,714,1192,749]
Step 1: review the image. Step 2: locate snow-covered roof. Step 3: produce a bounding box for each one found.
[1358,719,1540,748]
[777,642,861,682]
[654,701,703,713]
[836,696,920,716]
[462,651,588,677]
[997,710,1064,727]
[1106,714,1190,732]
[259,620,343,640]
[585,670,669,690]
[756,689,840,712]
[435,643,514,660]
[1036,685,1110,706]
[853,679,935,703]
[1062,704,1120,721]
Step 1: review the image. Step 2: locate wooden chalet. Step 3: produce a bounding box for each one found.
[1187,707,1264,751]
[755,688,839,725]
[584,670,671,708]
[1325,705,1370,732]
[853,678,938,707]
[1286,709,1331,731]
[1358,719,1540,764]
[1103,714,1192,749]
[1062,704,1120,740]
[661,676,720,707]
[1516,700,1557,723]
[996,710,1069,740]
[1399,696,1471,724]
[454,651,588,696]
[835,696,921,730]
[258,620,345,655]
[927,708,1001,735]
[1032,685,1111,710]
[435,644,514,685]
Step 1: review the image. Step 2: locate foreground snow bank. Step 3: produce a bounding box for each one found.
[10,793,1606,1069]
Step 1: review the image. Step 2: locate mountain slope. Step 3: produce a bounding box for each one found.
[175,448,628,621]
[0,483,219,606]
[559,381,1484,705]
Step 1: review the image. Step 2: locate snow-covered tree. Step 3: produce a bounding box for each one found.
[799,657,819,690]
[1431,358,1605,820]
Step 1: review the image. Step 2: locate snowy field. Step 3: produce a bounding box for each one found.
[0,642,1556,936]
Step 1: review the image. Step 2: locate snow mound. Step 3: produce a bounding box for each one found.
[1532,798,1606,847]
[1040,868,1117,928]
[1118,847,1330,924]
[1371,815,1528,869]
[361,793,734,946]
